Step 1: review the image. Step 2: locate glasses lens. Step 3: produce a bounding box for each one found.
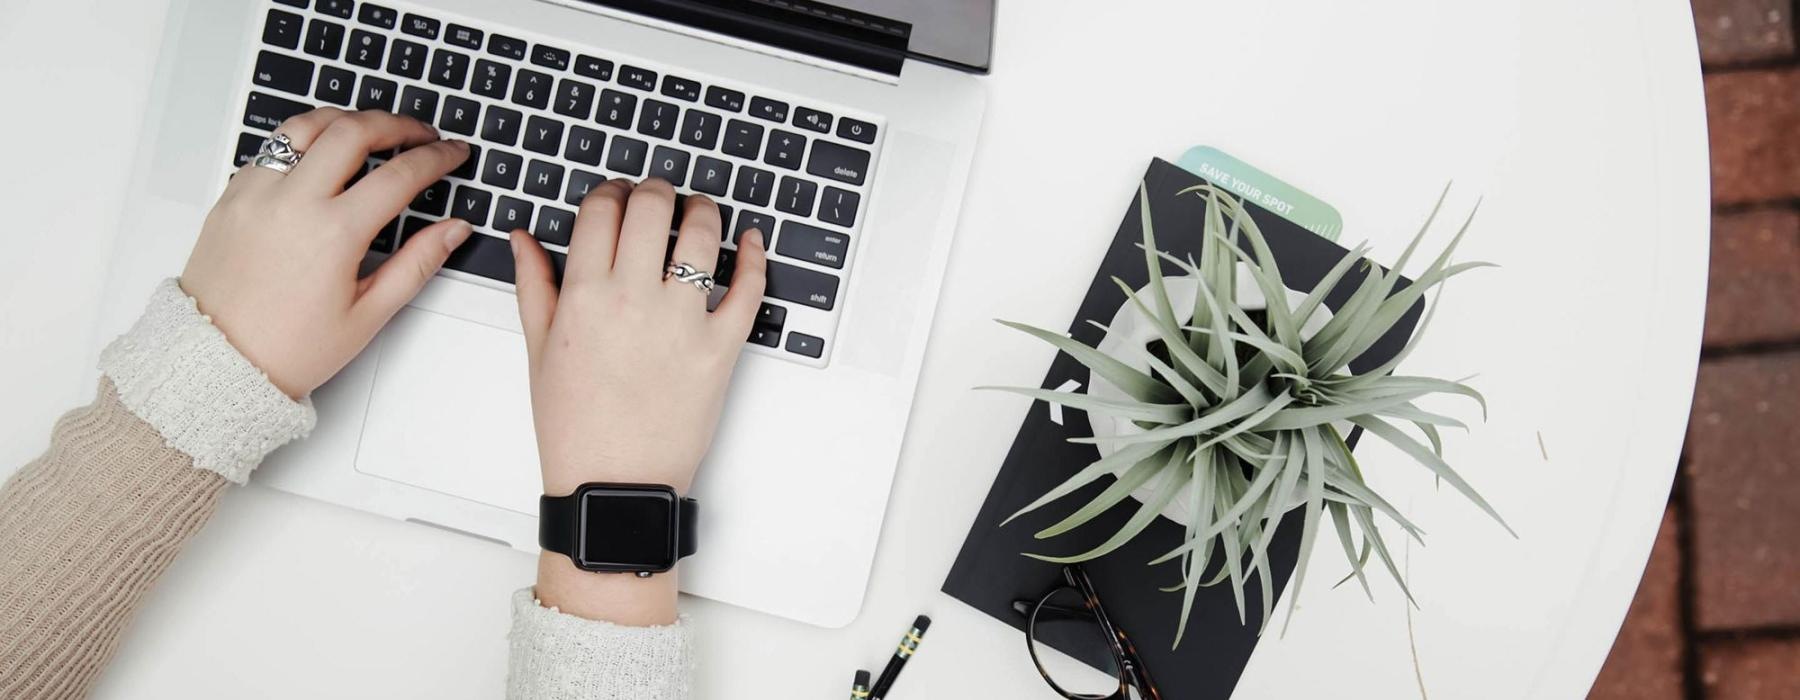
[1028,587,1125,698]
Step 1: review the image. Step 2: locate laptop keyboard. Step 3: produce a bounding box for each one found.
[235,0,886,366]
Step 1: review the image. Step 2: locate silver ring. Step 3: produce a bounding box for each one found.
[252,133,303,175]
[664,261,715,294]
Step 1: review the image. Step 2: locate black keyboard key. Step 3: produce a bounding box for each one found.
[451,144,481,180]
[451,185,493,226]
[523,160,565,200]
[481,149,524,190]
[749,96,788,123]
[481,105,523,146]
[400,215,434,244]
[733,210,775,245]
[315,65,355,105]
[617,65,656,91]
[411,179,452,216]
[722,119,763,160]
[273,0,308,8]
[488,33,527,60]
[774,176,817,217]
[233,132,263,168]
[532,44,571,71]
[492,195,533,232]
[786,332,824,358]
[793,106,832,134]
[356,75,398,112]
[564,125,605,166]
[837,116,877,144]
[438,95,480,135]
[445,232,516,283]
[471,59,510,99]
[554,79,596,119]
[678,110,721,150]
[648,146,690,185]
[776,220,847,269]
[637,99,678,140]
[523,116,564,156]
[398,85,438,123]
[358,3,396,28]
[606,136,648,176]
[243,91,310,130]
[715,204,734,236]
[731,166,774,207]
[691,156,731,197]
[661,75,700,102]
[766,260,839,310]
[303,18,345,59]
[534,205,576,246]
[575,54,613,81]
[748,326,779,347]
[763,129,805,170]
[806,140,870,186]
[386,39,427,79]
[705,86,745,112]
[596,89,635,129]
[511,69,552,109]
[316,0,354,19]
[819,187,859,227]
[564,169,605,205]
[428,48,470,89]
[346,29,385,69]
[444,23,482,49]
[372,217,400,253]
[253,51,313,97]
[712,248,737,287]
[263,9,304,49]
[756,302,786,328]
[400,13,439,39]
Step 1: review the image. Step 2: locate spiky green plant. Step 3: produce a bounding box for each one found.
[985,182,1509,645]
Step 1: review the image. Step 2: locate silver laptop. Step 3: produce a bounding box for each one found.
[96,0,990,627]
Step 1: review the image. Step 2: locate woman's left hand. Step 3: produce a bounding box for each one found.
[181,108,472,398]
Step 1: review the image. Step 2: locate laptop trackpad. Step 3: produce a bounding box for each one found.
[355,308,540,516]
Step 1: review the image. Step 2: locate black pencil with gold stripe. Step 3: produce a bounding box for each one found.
[869,615,930,700]
[849,669,872,699]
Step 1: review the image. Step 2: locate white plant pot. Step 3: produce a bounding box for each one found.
[1085,265,1330,527]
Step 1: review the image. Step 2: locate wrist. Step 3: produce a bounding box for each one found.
[540,457,695,496]
[535,552,679,625]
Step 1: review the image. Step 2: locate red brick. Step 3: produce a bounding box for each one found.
[1706,69,1800,205]
[1588,505,1685,700]
[1700,637,1800,698]
[1686,352,1800,629]
[1691,0,1797,65]
[1705,207,1800,347]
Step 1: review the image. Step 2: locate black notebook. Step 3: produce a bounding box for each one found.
[942,158,1422,699]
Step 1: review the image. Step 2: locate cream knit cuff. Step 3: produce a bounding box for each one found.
[507,587,694,700]
[97,278,316,484]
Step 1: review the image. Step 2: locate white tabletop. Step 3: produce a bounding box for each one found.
[0,0,1708,697]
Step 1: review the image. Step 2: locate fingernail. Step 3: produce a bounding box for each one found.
[747,229,765,249]
[510,232,521,257]
[444,221,472,252]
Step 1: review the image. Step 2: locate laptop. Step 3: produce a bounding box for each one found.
[95,0,990,627]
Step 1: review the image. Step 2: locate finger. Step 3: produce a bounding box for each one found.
[613,178,679,284]
[337,139,470,230]
[351,218,474,331]
[510,230,560,366]
[232,107,348,190]
[289,111,440,197]
[667,194,723,303]
[564,179,631,284]
[712,228,768,341]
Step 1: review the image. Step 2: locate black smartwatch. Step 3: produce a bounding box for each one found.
[539,483,698,576]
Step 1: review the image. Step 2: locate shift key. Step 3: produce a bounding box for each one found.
[775,221,849,269]
[764,260,839,310]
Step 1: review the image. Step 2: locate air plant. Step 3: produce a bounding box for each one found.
[986,182,1510,645]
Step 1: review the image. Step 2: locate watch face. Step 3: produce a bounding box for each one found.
[578,487,678,571]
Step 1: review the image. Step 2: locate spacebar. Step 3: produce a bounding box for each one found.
[444,233,515,284]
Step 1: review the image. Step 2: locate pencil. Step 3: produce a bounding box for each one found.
[850,669,871,699]
[869,615,930,700]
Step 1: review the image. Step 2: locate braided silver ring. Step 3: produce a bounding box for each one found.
[251,132,303,174]
[664,261,715,294]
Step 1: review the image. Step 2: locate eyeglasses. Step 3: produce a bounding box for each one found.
[1012,564,1162,700]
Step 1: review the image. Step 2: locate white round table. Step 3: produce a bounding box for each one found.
[0,0,1707,697]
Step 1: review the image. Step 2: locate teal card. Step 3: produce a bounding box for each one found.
[1176,146,1343,242]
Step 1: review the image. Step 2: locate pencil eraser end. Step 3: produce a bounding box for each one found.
[854,670,871,685]
[913,615,931,633]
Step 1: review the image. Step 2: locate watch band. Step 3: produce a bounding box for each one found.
[538,486,698,569]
